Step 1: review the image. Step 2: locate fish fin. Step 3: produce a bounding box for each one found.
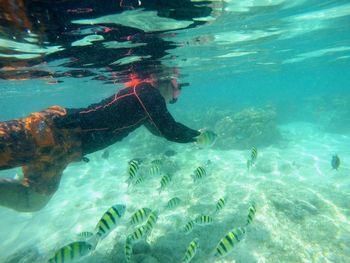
[76,231,94,240]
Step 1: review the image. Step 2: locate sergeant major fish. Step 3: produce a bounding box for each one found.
[148,163,161,176]
[246,202,257,226]
[192,166,207,181]
[166,197,182,209]
[247,146,258,170]
[214,227,246,258]
[129,225,148,243]
[181,238,200,263]
[194,215,214,225]
[48,241,92,263]
[158,174,172,193]
[127,159,140,183]
[95,204,126,240]
[124,236,133,262]
[183,220,195,234]
[195,129,218,147]
[144,210,159,232]
[215,197,226,213]
[130,207,152,225]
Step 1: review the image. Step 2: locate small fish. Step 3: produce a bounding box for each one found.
[181,238,200,263]
[247,146,258,170]
[133,176,145,186]
[130,208,152,225]
[95,204,126,239]
[215,197,226,213]
[124,236,133,262]
[166,197,182,209]
[183,220,195,234]
[144,210,158,232]
[48,241,92,263]
[192,166,207,181]
[331,154,340,170]
[194,215,214,225]
[158,174,172,193]
[214,227,246,258]
[148,164,161,176]
[77,231,94,239]
[195,129,218,147]
[129,225,148,243]
[251,146,258,162]
[246,202,257,226]
[127,160,139,182]
[101,150,109,160]
[82,156,90,163]
[151,159,163,166]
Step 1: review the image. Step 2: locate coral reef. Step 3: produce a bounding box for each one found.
[213,105,280,149]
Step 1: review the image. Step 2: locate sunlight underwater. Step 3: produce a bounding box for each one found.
[1,121,349,263]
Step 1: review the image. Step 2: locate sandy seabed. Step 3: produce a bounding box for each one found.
[1,122,349,263]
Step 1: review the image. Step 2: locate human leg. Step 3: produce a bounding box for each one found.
[0,106,81,212]
[0,178,52,212]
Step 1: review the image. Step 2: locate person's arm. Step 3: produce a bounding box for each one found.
[140,86,200,143]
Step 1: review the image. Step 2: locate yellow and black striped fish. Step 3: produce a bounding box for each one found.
[130,207,152,225]
[251,146,257,161]
[166,197,181,209]
[183,220,195,234]
[48,241,92,263]
[144,210,159,236]
[247,146,258,170]
[95,204,126,239]
[133,176,145,186]
[214,227,246,258]
[158,174,172,193]
[181,238,200,263]
[127,160,139,182]
[215,197,226,213]
[124,236,133,263]
[129,225,148,243]
[194,215,214,225]
[192,166,207,181]
[148,163,161,176]
[151,159,163,166]
[246,202,256,226]
[195,129,218,147]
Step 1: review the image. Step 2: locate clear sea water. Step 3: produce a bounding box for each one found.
[0,0,349,262]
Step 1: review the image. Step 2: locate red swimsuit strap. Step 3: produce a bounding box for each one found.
[79,83,162,136]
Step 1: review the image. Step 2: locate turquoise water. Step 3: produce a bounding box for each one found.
[1,0,350,262]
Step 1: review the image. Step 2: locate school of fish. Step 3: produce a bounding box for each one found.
[47,140,341,262]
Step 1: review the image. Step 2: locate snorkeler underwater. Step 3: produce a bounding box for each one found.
[0,0,349,262]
